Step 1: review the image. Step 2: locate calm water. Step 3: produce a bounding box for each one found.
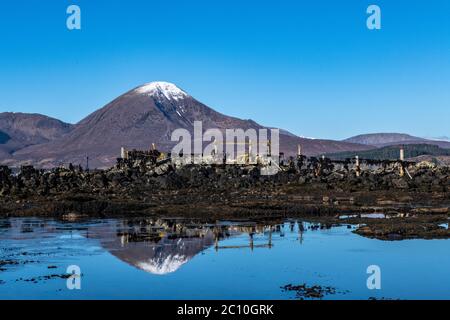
[0,217,449,300]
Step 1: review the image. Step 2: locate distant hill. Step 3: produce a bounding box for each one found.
[344,133,450,149]
[0,113,74,158]
[429,136,450,142]
[344,133,425,145]
[326,144,450,161]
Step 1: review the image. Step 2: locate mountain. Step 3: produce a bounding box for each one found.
[429,136,450,142]
[344,133,450,149]
[344,133,426,145]
[9,82,371,168]
[0,113,74,161]
[326,144,450,161]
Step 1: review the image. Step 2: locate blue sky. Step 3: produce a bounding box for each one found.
[0,0,449,140]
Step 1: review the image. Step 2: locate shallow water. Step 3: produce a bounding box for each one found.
[0,217,449,300]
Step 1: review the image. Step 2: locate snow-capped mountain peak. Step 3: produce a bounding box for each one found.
[135,81,188,101]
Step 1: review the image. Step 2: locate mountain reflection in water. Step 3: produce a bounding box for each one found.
[89,219,294,275]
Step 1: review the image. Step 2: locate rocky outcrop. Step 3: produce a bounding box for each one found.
[0,154,449,218]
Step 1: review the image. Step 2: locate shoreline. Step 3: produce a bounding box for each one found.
[2,187,448,241]
[1,156,449,240]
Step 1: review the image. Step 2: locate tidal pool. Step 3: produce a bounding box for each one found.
[0,217,449,300]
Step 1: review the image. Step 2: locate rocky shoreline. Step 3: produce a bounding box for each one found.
[0,155,449,240]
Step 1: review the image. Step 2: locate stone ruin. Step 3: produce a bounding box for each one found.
[115,145,419,178]
[0,145,448,198]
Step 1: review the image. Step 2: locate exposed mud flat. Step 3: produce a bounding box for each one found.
[350,215,449,240]
[281,283,345,299]
[15,274,72,284]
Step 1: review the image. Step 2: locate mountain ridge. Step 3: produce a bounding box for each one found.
[0,112,74,160]
[344,133,450,149]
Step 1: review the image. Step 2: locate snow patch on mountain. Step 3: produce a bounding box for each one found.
[136,254,188,275]
[135,81,188,101]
